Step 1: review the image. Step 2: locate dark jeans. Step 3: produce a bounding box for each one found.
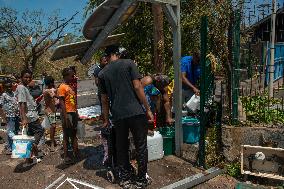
[114,114,148,181]
[27,120,44,145]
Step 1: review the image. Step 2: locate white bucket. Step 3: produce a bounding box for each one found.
[12,130,34,159]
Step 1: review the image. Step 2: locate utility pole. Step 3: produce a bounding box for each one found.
[268,0,276,98]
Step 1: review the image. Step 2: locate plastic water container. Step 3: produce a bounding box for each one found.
[182,117,200,144]
[147,131,164,161]
[12,133,34,159]
[159,127,175,155]
[77,121,86,140]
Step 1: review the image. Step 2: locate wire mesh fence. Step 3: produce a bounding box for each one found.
[220,46,284,125]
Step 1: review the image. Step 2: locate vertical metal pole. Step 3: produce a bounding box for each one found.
[265,42,270,92]
[232,10,241,125]
[172,3,182,157]
[249,40,253,93]
[248,40,252,78]
[268,0,276,98]
[198,16,208,168]
[261,42,266,91]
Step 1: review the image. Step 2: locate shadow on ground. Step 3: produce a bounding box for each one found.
[55,144,104,171]
[82,145,111,181]
[82,145,105,170]
[14,161,36,173]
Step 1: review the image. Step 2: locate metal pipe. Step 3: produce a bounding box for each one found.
[268,0,277,98]
[45,174,66,189]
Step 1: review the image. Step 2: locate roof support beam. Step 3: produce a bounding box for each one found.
[102,5,120,9]
[81,0,134,64]
[162,4,177,27]
[139,0,178,6]
[89,26,105,30]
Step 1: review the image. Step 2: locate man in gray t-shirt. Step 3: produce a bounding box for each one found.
[16,85,39,123]
[16,69,44,162]
[98,46,153,188]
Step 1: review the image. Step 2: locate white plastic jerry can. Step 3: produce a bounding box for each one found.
[147,131,164,161]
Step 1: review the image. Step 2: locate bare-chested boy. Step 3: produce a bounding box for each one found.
[43,76,58,152]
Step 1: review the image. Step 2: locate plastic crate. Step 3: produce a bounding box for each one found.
[182,117,200,144]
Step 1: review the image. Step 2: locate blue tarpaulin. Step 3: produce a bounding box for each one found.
[265,43,284,84]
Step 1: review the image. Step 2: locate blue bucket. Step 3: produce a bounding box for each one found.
[182,117,200,144]
[12,134,34,159]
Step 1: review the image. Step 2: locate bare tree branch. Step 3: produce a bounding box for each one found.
[33,11,78,49]
[0,25,27,57]
[0,7,78,70]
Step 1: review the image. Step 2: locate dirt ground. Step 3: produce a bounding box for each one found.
[0,124,238,189]
[193,175,238,189]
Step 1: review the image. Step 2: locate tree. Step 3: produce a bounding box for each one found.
[152,4,165,73]
[85,1,165,73]
[0,7,78,71]
[85,0,233,80]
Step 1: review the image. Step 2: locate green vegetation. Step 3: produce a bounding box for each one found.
[206,125,242,179]
[241,95,284,124]
[206,126,224,167]
[225,162,241,179]
[85,0,233,77]
[0,0,235,79]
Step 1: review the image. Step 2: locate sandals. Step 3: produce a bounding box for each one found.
[23,157,42,168]
[63,157,73,165]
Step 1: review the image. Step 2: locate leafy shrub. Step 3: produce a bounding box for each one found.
[206,126,224,167]
[225,162,241,178]
[241,95,284,124]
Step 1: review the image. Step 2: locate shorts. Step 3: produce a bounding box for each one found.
[27,120,44,145]
[62,112,78,139]
[62,112,78,128]
[47,113,56,125]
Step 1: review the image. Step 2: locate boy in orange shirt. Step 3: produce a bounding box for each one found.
[58,68,79,164]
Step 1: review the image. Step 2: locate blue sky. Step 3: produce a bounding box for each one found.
[243,0,284,24]
[0,0,89,35]
[1,0,284,30]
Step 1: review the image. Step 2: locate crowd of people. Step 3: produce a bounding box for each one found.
[93,45,200,189]
[0,67,79,165]
[0,44,200,189]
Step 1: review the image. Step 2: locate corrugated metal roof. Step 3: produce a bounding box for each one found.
[50,33,124,61]
[50,0,138,61]
[83,0,138,40]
